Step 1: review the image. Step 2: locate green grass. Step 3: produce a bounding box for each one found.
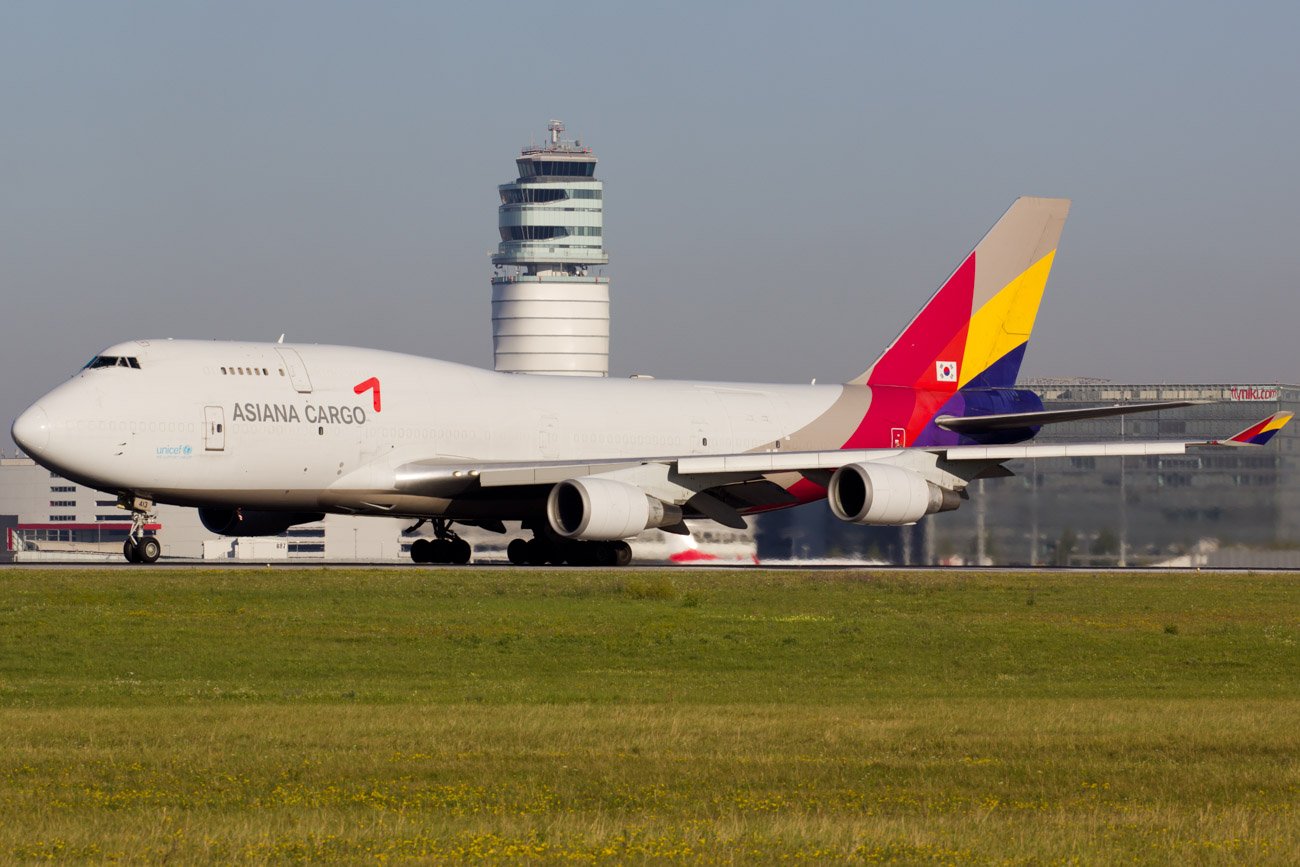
[0,567,1297,862]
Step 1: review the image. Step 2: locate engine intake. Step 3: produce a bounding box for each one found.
[198,508,325,537]
[547,477,683,541]
[827,462,960,525]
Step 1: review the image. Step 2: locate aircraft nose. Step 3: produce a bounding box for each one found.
[11,403,50,457]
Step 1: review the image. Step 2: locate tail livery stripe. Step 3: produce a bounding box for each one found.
[959,249,1056,389]
[840,197,1069,451]
[1224,411,1293,446]
[854,197,1070,392]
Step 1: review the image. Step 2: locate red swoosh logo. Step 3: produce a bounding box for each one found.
[354,377,381,412]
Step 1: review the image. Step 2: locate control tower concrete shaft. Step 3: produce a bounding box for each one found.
[491,120,609,376]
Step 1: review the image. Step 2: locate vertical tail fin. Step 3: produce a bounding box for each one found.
[851,197,1070,389]
[1219,411,1293,446]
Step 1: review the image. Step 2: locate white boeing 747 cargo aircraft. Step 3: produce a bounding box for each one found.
[10,198,1292,565]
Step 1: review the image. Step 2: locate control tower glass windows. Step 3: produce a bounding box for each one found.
[500,187,604,205]
[516,159,596,178]
[500,226,603,241]
[502,188,567,205]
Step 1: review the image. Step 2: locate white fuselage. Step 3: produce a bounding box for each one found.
[15,340,847,519]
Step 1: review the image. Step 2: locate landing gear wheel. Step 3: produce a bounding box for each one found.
[613,541,633,567]
[415,519,473,566]
[121,498,159,564]
[137,537,162,564]
[410,538,432,564]
[563,543,590,567]
[507,538,529,566]
[524,538,552,566]
[450,538,472,565]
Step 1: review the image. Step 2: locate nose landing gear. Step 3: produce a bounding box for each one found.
[120,495,161,564]
[408,519,472,565]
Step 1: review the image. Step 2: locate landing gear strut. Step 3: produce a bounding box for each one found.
[120,495,161,564]
[409,519,472,565]
[507,535,632,567]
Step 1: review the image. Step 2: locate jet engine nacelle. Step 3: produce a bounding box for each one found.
[198,507,325,537]
[547,477,684,541]
[827,462,961,525]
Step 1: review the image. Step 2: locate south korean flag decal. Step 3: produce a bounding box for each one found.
[936,360,958,382]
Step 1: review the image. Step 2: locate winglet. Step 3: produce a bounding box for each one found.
[1216,411,1293,446]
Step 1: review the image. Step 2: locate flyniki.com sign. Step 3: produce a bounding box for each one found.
[1228,386,1280,402]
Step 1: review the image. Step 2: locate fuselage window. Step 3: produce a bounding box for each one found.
[220,367,227,375]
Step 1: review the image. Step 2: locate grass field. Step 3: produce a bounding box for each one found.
[0,567,1297,863]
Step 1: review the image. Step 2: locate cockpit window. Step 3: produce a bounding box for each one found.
[84,356,141,370]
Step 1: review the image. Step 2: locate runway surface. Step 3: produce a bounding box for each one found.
[4,559,1299,573]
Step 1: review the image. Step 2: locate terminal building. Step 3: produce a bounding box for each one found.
[756,382,1300,567]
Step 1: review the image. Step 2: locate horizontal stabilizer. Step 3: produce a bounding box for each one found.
[1215,411,1294,446]
[935,400,1205,433]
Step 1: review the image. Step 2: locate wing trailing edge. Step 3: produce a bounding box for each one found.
[935,400,1205,433]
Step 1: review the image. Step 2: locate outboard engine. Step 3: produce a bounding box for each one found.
[827,463,961,525]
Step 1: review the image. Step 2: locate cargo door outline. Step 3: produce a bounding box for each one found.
[204,406,226,451]
[275,348,313,394]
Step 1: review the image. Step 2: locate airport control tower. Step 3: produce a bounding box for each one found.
[491,120,609,376]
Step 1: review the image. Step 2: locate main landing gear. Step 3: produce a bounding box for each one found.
[120,495,161,564]
[408,519,472,565]
[506,536,632,567]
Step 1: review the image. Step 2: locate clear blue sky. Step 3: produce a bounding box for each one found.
[3,1,1297,438]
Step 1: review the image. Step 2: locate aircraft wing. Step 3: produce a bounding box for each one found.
[934,400,1205,433]
[390,412,1292,516]
[674,411,1293,473]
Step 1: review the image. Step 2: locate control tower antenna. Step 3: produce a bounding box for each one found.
[491,120,609,376]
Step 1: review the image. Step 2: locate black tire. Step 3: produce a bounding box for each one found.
[613,541,633,567]
[430,539,452,563]
[137,537,162,564]
[450,539,472,565]
[410,538,431,563]
[525,539,549,566]
[562,543,588,567]
[123,540,140,563]
[507,538,528,565]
